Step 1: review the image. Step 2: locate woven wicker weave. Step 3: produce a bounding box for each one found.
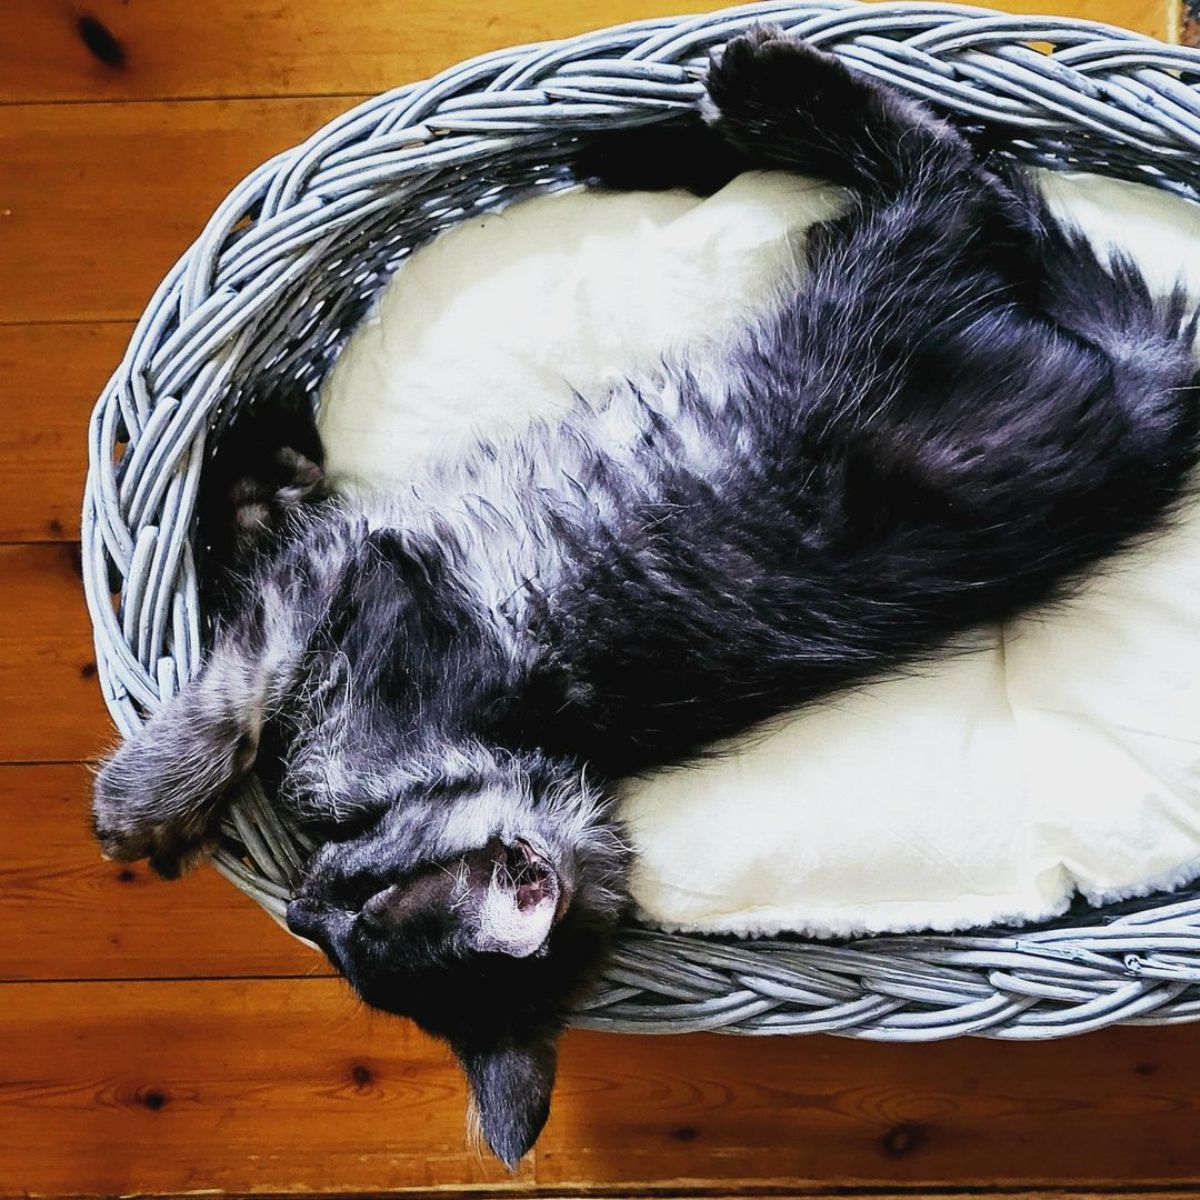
[83,0,1200,1039]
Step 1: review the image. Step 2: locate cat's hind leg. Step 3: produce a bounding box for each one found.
[703,28,980,198]
[573,117,749,196]
[705,30,1200,625]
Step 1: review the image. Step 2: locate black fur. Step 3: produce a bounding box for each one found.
[93,31,1200,1165]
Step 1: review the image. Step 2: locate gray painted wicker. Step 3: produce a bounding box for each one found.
[83,0,1200,1039]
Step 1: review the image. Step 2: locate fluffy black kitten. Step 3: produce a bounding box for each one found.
[93,32,1200,1165]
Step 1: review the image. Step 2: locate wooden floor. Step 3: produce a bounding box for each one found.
[1,0,1198,1196]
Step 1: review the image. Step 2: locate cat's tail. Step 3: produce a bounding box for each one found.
[1000,218,1200,574]
[1040,218,1200,460]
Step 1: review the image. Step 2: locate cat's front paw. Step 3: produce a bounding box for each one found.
[91,765,212,879]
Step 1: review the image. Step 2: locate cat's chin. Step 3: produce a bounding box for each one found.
[476,837,566,958]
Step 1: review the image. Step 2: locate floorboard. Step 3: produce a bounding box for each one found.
[1,0,1170,104]
[0,323,132,542]
[0,97,363,325]
[4,979,1200,1196]
[0,543,110,763]
[0,763,325,981]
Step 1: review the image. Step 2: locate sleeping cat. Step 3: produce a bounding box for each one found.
[92,31,1200,1165]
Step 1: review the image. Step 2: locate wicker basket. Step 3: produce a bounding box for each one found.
[83,0,1200,1040]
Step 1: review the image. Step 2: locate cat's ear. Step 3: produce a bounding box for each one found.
[456,1034,558,1168]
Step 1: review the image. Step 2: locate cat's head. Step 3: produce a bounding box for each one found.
[285,746,629,1166]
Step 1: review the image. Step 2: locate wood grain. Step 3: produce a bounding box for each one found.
[0,978,525,1197]
[0,762,327,982]
[548,1028,1200,1188]
[0,323,131,543]
[0,544,110,762]
[0,0,1173,105]
[3,979,1200,1197]
[0,96,361,325]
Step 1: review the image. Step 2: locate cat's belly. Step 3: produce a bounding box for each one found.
[338,364,754,645]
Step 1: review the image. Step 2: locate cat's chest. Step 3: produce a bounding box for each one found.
[343,373,747,633]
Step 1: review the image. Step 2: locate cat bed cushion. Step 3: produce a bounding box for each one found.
[318,168,1200,939]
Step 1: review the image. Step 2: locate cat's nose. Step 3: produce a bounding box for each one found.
[286,897,353,965]
[286,897,323,939]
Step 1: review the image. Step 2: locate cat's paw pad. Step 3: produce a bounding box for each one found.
[272,446,327,502]
[230,482,273,543]
[229,446,327,548]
